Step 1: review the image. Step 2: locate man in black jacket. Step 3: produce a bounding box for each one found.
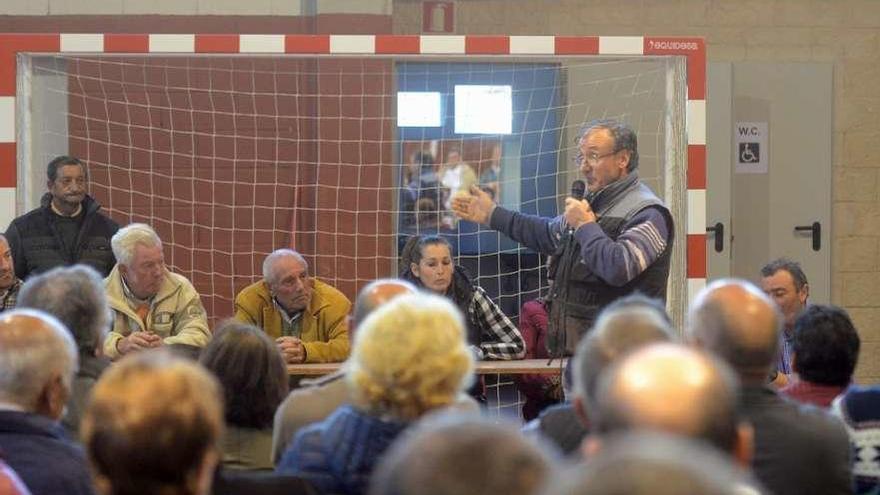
[5,155,119,279]
[687,279,851,495]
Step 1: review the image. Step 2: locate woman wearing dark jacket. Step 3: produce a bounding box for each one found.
[399,235,525,361]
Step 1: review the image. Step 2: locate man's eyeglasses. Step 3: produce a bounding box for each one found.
[574,149,619,166]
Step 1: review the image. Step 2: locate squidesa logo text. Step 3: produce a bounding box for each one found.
[648,40,700,51]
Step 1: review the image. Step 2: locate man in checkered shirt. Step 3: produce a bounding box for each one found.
[0,235,21,312]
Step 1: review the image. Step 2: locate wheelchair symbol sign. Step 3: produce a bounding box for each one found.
[739,143,759,163]
[734,122,768,174]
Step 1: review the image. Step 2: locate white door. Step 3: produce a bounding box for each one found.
[707,62,832,302]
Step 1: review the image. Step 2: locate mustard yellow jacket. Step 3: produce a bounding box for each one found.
[233,279,350,363]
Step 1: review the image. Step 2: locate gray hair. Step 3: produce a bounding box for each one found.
[262,249,308,285]
[579,119,640,172]
[17,265,110,354]
[546,431,756,495]
[760,258,809,291]
[0,308,78,409]
[111,223,162,267]
[370,414,553,495]
[573,305,674,409]
[352,279,419,327]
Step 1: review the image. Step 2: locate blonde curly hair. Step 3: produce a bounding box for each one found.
[346,293,474,421]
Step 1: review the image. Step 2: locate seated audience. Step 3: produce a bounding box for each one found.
[525,294,672,456]
[82,351,222,495]
[4,155,119,280]
[400,235,524,403]
[0,309,94,495]
[272,279,429,463]
[0,235,20,312]
[103,223,211,359]
[16,265,111,435]
[687,279,851,495]
[832,385,880,494]
[546,432,760,495]
[235,249,350,364]
[781,304,859,408]
[399,235,525,361]
[276,293,474,494]
[760,258,810,387]
[370,415,553,495]
[588,343,752,467]
[83,350,315,495]
[513,288,562,420]
[200,321,289,471]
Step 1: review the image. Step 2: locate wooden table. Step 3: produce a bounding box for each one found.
[287,358,568,376]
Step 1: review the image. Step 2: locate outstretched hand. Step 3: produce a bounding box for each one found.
[451,185,496,225]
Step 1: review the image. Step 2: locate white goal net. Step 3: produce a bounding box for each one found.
[16,53,687,343]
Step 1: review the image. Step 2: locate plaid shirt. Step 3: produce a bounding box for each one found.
[468,286,525,360]
[0,278,22,312]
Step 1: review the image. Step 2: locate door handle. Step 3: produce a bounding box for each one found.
[706,222,724,253]
[794,222,821,251]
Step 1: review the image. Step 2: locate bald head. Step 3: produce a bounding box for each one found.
[687,279,782,384]
[594,343,741,453]
[0,309,77,417]
[352,279,418,327]
[574,304,674,407]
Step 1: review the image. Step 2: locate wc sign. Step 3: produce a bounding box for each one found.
[734,122,768,174]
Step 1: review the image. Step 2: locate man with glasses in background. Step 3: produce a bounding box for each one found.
[453,120,673,356]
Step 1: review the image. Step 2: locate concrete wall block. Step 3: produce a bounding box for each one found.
[855,342,880,383]
[834,167,878,202]
[842,61,880,99]
[832,269,844,304]
[643,1,696,27]
[49,0,123,14]
[270,0,303,15]
[745,27,812,47]
[0,0,48,14]
[838,97,880,132]
[842,132,880,168]
[775,0,850,27]
[840,271,880,307]
[706,27,747,46]
[198,0,272,15]
[123,0,197,14]
[708,43,747,61]
[744,44,813,61]
[833,202,880,237]
[566,0,644,26]
[848,307,880,342]
[392,2,419,34]
[846,0,880,28]
[705,0,774,26]
[834,236,879,272]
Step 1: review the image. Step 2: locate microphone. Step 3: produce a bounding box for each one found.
[565,180,586,236]
[571,179,586,201]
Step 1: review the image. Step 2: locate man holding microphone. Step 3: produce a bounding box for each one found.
[452,119,673,356]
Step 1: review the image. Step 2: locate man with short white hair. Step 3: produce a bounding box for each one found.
[0,309,95,495]
[104,223,210,359]
[235,248,350,364]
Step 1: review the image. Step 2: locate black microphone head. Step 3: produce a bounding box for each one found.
[571,180,586,201]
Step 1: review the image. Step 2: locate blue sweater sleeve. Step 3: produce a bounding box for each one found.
[488,206,566,255]
[572,206,671,287]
